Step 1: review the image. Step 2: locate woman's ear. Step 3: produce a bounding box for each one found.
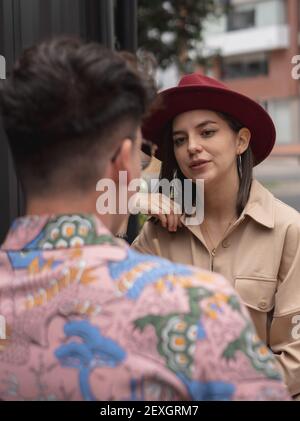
[237,128,251,155]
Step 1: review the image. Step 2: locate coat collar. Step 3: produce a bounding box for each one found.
[1,213,119,251]
[181,179,275,232]
[241,179,275,229]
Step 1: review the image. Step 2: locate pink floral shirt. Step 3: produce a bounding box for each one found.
[0,214,290,400]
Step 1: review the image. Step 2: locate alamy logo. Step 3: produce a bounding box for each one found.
[0,314,6,340]
[291,314,300,340]
[96,172,204,225]
[0,54,6,80]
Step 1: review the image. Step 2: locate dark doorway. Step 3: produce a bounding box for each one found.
[0,0,137,241]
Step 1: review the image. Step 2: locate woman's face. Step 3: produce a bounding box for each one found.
[172,109,249,185]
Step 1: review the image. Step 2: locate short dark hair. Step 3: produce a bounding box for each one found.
[159,112,253,216]
[0,36,155,197]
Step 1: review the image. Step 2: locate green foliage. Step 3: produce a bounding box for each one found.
[138,0,225,72]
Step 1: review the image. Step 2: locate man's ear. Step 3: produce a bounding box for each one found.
[111,138,134,184]
[237,128,251,155]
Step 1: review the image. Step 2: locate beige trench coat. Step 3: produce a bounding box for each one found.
[132,179,300,399]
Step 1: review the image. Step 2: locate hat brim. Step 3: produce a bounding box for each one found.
[142,85,276,166]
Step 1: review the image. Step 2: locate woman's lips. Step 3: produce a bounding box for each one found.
[189,160,211,170]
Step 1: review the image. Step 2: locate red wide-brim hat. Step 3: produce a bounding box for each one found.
[142,73,276,166]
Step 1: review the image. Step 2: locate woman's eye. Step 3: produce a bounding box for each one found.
[174,137,185,146]
[201,130,216,138]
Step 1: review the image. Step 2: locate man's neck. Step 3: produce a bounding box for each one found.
[26,194,115,232]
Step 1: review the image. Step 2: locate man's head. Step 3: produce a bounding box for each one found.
[0,37,154,229]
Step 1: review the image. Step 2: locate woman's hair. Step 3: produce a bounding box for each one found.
[159,111,254,216]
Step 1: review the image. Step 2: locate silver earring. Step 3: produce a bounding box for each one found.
[170,169,178,199]
[237,154,242,178]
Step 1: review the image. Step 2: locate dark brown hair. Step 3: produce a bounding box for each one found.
[0,36,155,197]
[159,111,254,216]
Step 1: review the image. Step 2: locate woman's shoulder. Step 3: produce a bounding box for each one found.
[140,217,180,237]
[139,218,161,237]
[252,179,300,226]
[271,199,300,246]
[273,197,300,225]
[132,218,170,255]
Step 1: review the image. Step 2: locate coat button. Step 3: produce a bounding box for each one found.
[211,248,216,257]
[259,300,268,310]
[222,240,230,248]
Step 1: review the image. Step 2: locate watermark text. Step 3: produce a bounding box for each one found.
[96,172,204,225]
[0,314,6,340]
[0,54,6,80]
[291,314,300,340]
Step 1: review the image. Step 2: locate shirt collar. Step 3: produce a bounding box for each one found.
[1,213,119,251]
[180,179,275,230]
[240,179,275,229]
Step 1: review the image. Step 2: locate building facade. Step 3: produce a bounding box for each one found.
[203,0,300,146]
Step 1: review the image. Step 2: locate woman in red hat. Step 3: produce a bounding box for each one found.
[132,73,300,399]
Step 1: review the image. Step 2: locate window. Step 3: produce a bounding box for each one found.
[226,0,285,31]
[222,53,269,80]
[227,9,255,31]
[267,99,299,145]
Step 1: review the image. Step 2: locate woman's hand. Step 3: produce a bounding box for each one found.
[132,193,183,232]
